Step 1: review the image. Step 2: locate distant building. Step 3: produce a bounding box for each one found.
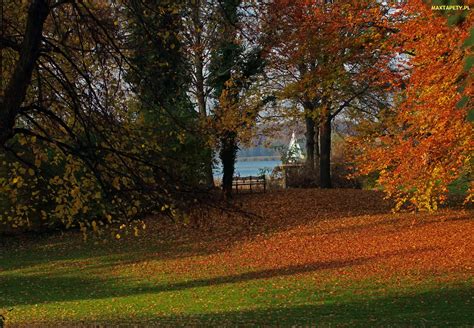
[287,132,304,163]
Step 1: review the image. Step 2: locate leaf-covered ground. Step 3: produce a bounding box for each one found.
[1,189,473,326]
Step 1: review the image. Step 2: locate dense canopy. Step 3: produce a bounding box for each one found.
[0,0,472,235]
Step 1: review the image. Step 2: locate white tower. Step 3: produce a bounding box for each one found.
[287,131,304,163]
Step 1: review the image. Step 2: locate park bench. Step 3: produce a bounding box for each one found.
[233,175,266,193]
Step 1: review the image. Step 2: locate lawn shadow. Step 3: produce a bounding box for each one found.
[0,247,436,308]
[7,285,474,327]
[136,285,474,327]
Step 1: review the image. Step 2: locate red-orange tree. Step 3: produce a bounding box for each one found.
[351,0,473,211]
[264,0,397,187]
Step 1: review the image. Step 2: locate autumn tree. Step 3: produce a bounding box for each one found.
[208,0,265,198]
[263,0,396,188]
[351,0,473,210]
[0,0,208,234]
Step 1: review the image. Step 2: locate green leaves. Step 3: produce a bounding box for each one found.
[462,27,474,49]
[456,95,469,109]
[464,56,474,71]
[467,109,474,122]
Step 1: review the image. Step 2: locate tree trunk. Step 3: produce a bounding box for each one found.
[305,115,316,171]
[191,4,215,189]
[203,151,215,189]
[319,108,332,188]
[314,125,320,171]
[195,55,214,189]
[220,131,238,198]
[0,0,49,146]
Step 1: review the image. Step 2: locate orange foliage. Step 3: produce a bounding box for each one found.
[352,0,473,211]
[267,0,395,98]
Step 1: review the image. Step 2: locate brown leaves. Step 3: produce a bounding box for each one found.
[138,189,473,283]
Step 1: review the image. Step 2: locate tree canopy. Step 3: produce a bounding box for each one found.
[0,0,472,236]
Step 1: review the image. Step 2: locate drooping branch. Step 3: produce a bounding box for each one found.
[1,0,50,146]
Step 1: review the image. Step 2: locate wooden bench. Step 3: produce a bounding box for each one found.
[232,175,266,193]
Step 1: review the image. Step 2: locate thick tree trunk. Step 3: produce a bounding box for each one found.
[319,108,332,188]
[220,131,238,198]
[314,126,320,171]
[305,115,316,171]
[0,0,49,146]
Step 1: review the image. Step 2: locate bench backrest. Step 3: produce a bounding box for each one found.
[233,175,265,183]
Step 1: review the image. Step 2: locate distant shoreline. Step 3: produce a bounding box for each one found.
[237,156,281,162]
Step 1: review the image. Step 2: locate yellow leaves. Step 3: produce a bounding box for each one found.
[70,186,80,197]
[112,177,121,190]
[129,207,138,216]
[1,148,114,233]
[92,220,98,232]
[19,135,27,146]
[50,176,64,185]
[34,154,44,168]
[10,175,25,188]
[177,132,186,144]
[183,214,190,225]
[79,222,88,241]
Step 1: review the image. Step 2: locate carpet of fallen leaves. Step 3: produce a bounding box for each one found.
[1,189,473,325]
[143,189,473,282]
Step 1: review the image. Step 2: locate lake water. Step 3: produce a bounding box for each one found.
[214,160,282,178]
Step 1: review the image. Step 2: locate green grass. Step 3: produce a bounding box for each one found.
[1,234,473,327]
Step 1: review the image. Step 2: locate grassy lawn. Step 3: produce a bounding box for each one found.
[1,189,473,326]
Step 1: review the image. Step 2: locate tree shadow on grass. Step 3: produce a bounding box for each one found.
[0,190,395,271]
[0,247,436,308]
[136,286,474,327]
[8,285,474,327]
[0,235,228,272]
